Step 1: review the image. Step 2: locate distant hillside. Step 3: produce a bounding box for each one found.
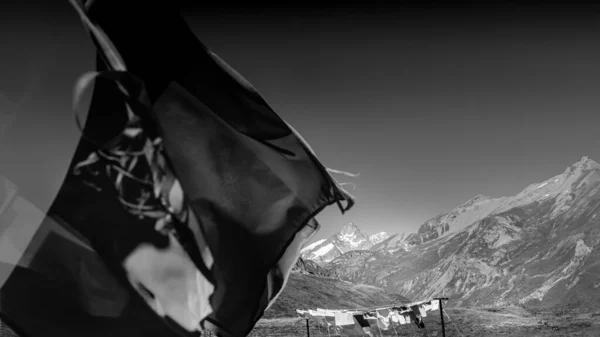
[264,273,410,318]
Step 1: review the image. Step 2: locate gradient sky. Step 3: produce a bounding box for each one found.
[2,2,600,243]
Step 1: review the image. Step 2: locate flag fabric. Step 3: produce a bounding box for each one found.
[0,94,18,147]
[3,1,354,337]
[0,176,17,220]
[0,177,182,337]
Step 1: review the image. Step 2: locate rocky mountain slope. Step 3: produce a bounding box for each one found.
[264,271,410,318]
[292,257,323,275]
[319,157,600,310]
[300,222,389,264]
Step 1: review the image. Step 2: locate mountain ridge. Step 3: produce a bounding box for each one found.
[300,222,389,264]
[307,156,600,310]
[385,156,600,248]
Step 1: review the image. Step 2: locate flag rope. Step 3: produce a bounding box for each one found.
[304,298,432,313]
[299,298,449,337]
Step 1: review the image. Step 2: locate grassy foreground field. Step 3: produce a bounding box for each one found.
[248,306,600,337]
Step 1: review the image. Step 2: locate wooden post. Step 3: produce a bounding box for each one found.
[433,298,448,337]
[306,318,310,337]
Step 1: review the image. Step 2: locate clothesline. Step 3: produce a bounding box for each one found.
[296,298,448,337]
[298,298,435,313]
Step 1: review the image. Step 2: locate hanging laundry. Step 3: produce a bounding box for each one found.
[397,312,407,325]
[353,314,371,329]
[316,308,334,315]
[364,313,379,337]
[390,310,402,326]
[334,312,366,337]
[418,304,428,317]
[391,307,407,326]
[354,314,373,336]
[429,300,441,311]
[319,309,336,327]
[308,309,325,317]
[308,310,329,328]
[334,312,355,326]
[364,312,379,326]
[296,309,309,318]
[375,309,391,330]
[409,306,426,329]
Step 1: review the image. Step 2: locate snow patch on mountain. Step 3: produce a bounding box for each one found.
[369,232,390,245]
[301,239,326,253]
[301,223,390,264]
[311,243,335,258]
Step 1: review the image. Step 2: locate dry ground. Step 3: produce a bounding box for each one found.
[248,306,600,337]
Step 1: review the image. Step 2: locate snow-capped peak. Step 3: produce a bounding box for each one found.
[336,222,370,248]
[301,223,385,264]
[369,232,390,245]
[339,222,361,236]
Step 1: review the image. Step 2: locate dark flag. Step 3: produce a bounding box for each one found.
[0,176,185,337]
[2,0,354,336]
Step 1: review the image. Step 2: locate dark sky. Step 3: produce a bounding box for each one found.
[2,1,600,242]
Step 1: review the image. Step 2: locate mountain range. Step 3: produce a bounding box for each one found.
[300,156,600,311]
[300,222,389,264]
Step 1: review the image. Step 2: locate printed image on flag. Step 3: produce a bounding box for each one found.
[0,1,356,337]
